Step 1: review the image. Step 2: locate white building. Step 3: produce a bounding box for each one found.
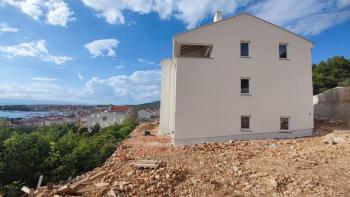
[138,109,155,120]
[160,13,314,145]
[87,105,130,129]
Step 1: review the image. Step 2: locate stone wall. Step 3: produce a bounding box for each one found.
[314,87,350,125]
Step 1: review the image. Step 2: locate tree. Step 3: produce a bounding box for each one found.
[0,120,138,195]
[313,56,350,94]
[90,124,101,135]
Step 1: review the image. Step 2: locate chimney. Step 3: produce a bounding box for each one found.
[213,11,223,22]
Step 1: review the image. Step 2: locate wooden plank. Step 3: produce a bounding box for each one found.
[134,163,159,169]
[21,186,30,194]
[137,160,159,164]
[37,175,43,189]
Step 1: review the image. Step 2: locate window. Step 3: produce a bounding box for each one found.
[102,116,107,121]
[279,44,288,59]
[91,114,94,118]
[241,116,250,130]
[241,78,250,94]
[179,44,213,58]
[280,117,289,130]
[240,42,249,57]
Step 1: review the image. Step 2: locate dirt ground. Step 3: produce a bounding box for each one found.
[37,120,350,197]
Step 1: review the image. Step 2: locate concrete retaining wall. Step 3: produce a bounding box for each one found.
[314,87,350,126]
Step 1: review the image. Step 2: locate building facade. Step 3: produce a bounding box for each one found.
[160,13,314,145]
[87,106,130,129]
[138,109,155,120]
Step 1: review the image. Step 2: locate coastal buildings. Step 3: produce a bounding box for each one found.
[87,105,130,129]
[160,13,314,145]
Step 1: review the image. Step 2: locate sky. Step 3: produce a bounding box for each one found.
[0,0,349,105]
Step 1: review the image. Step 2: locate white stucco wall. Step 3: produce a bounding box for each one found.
[159,59,176,133]
[169,14,314,144]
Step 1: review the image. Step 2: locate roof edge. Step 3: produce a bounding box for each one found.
[174,13,313,45]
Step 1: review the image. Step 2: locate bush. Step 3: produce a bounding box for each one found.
[0,120,138,195]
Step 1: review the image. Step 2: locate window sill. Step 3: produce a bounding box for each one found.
[279,130,292,133]
[240,56,251,58]
[176,56,214,59]
[240,93,251,96]
[241,129,252,132]
[279,58,290,60]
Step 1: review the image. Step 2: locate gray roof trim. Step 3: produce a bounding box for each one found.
[174,13,313,45]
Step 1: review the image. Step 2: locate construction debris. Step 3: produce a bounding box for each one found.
[133,159,160,169]
[34,120,350,196]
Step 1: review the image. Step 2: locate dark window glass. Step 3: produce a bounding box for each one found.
[180,45,212,58]
[241,79,249,94]
[240,42,249,57]
[103,116,107,121]
[241,116,250,129]
[280,117,289,130]
[279,44,287,58]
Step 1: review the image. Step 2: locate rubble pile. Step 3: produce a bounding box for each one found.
[34,120,350,196]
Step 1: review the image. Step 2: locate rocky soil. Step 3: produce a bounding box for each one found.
[36,121,350,197]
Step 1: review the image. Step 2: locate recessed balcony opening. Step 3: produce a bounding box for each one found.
[179,44,213,58]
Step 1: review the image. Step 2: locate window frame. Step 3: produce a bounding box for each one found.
[279,43,288,59]
[178,43,214,58]
[280,116,290,131]
[240,77,251,95]
[240,41,250,58]
[241,115,251,131]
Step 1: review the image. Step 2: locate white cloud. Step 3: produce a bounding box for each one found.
[115,65,124,69]
[286,11,350,36]
[249,0,350,35]
[78,72,84,80]
[0,82,75,100]
[84,39,119,57]
[1,0,74,26]
[338,0,350,8]
[0,39,73,64]
[0,23,19,32]
[80,0,248,29]
[80,0,350,34]
[0,69,161,104]
[137,58,155,65]
[32,77,59,81]
[81,69,161,103]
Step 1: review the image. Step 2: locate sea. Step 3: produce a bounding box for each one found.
[0,110,67,119]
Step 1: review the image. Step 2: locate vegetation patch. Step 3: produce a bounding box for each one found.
[0,120,137,196]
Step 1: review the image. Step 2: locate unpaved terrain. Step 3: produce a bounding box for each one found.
[37,121,350,197]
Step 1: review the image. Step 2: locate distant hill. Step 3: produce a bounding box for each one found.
[136,101,160,109]
[0,99,85,105]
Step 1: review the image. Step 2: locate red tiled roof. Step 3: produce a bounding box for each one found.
[144,108,154,113]
[111,106,129,112]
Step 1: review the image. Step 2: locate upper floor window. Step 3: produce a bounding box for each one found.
[179,44,213,58]
[279,43,288,59]
[241,78,250,94]
[102,116,107,121]
[240,41,249,57]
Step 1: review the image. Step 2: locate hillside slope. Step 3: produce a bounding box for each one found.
[36,121,350,196]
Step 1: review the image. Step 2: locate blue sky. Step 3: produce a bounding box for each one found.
[0,0,349,105]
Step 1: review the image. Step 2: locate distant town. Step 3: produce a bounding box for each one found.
[0,101,160,130]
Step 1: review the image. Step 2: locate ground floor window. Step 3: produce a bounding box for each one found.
[241,116,250,130]
[280,117,290,130]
